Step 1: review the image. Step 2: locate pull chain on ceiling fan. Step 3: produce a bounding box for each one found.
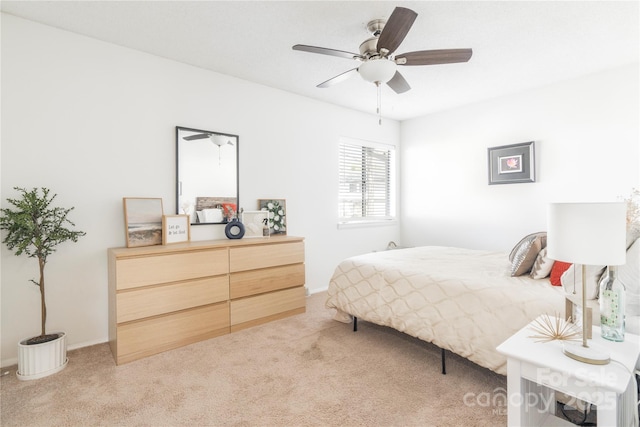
[292,6,473,124]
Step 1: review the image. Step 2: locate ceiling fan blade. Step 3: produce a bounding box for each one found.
[376,7,418,56]
[386,71,411,94]
[293,44,362,60]
[317,68,358,88]
[396,49,473,66]
[183,134,210,141]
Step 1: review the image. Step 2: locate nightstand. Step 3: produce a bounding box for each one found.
[497,316,639,426]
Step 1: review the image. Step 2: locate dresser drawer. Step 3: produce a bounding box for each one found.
[230,263,304,299]
[229,241,304,272]
[117,276,229,323]
[230,286,305,331]
[116,302,229,364]
[108,237,305,365]
[116,249,228,290]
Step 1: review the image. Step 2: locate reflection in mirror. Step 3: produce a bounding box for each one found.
[176,126,239,225]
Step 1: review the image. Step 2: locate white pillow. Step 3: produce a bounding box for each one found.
[202,208,223,223]
[530,247,554,279]
[618,238,640,316]
[560,264,605,300]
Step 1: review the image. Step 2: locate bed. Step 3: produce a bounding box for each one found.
[325,245,567,375]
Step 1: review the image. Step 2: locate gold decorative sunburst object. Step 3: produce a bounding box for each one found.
[528,314,582,343]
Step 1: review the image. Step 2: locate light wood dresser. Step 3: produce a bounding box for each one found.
[108,236,305,365]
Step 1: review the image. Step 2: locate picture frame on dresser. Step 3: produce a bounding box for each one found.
[487,141,535,185]
[123,197,164,248]
[258,199,287,235]
[162,214,191,245]
[241,210,269,238]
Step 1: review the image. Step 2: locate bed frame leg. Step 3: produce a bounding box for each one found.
[351,316,446,374]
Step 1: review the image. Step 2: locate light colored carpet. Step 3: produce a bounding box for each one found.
[1,292,507,426]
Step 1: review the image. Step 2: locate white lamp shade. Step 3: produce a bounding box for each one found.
[547,202,626,265]
[358,59,397,83]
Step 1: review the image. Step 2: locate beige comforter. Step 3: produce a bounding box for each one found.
[325,246,566,375]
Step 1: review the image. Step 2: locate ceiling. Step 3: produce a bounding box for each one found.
[1,1,638,121]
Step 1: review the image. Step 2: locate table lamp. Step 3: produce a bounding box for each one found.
[547,202,626,364]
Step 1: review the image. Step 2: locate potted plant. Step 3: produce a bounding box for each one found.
[0,187,85,380]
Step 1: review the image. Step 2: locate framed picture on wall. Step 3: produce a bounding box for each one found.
[162,214,191,245]
[258,199,287,235]
[123,197,164,247]
[241,210,269,238]
[488,141,535,185]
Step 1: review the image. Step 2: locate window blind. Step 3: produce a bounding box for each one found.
[338,139,395,222]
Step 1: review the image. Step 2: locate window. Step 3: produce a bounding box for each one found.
[338,137,396,225]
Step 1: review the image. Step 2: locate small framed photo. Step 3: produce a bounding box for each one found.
[123,198,164,247]
[258,199,287,235]
[488,141,535,185]
[241,210,269,238]
[162,215,191,245]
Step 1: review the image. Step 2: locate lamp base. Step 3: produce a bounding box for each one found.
[564,295,595,339]
[562,342,610,365]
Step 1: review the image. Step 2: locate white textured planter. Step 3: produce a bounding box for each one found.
[17,332,68,381]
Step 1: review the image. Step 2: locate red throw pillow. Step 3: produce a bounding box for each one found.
[549,261,572,286]
[221,203,237,219]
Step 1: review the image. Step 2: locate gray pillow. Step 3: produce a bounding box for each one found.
[510,234,545,277]
[509,232,547,262]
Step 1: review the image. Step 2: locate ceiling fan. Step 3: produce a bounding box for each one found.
[183,133,235,147]
[183,133,235,164]
[292,6,472,98]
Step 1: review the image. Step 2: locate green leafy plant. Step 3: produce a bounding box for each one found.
[0,187,85,344]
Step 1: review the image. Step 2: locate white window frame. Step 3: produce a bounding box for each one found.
[338,137,396,228]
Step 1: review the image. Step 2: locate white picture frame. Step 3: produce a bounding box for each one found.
[162,214,191,244]
[241,210,269,238]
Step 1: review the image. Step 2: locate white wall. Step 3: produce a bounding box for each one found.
[400,64,639,251]
[4,13,637,368]
[0,14,400,366]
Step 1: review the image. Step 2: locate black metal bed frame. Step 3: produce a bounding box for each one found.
[353,316,447,375]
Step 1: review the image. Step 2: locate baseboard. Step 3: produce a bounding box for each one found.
[1,337,108,370]
[307,286,328,295]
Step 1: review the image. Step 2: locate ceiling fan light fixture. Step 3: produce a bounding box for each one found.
[358,59,397,84]
[209,134,232,147]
